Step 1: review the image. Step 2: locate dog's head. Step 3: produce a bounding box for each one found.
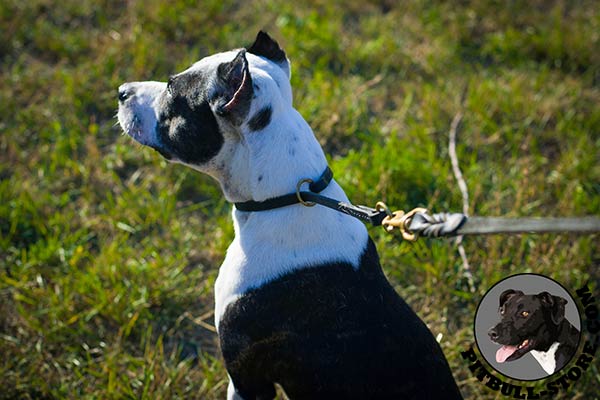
[488,289,567,364]
[118,32,323,202]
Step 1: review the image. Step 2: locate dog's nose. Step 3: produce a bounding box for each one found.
[118,84,134,103]
[118,88,130,102]
[488,328,499,340]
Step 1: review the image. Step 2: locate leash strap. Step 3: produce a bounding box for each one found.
[234,167,600,241]
[300,192,388,226]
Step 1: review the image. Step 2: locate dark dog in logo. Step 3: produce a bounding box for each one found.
[488,289,579,375]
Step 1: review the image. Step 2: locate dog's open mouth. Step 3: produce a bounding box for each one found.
[496,338,534,363]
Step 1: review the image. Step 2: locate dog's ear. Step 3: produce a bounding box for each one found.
[499,289,523,309]
[538,292,567,325]
[248,31,291,79]
[211,49,254,126]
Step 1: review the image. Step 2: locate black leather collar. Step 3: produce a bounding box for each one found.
[234,167,333,212]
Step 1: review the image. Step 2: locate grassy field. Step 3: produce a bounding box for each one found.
[1,0,599,398]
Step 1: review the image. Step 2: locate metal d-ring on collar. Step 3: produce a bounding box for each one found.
[296,178,316,207]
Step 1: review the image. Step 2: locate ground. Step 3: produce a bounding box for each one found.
[1,0,599,398]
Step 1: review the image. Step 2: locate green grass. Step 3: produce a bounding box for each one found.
[1,0,599,398]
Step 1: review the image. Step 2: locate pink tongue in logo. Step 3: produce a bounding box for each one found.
[496,345,518,363]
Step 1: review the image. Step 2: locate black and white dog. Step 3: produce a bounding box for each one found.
[488,289,580,375]
[118,32,462,399]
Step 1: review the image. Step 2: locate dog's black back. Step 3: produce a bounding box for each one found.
[219,239,462,399]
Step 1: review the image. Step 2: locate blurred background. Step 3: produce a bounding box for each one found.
[1,0,598,398]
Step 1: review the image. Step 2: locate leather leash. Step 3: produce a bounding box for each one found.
[234,167,600,241]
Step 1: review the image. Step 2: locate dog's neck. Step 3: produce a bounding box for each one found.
[213,107,369,329]
[211,105,328,204]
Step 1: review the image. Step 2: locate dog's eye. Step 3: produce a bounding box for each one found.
[521,311,529,317]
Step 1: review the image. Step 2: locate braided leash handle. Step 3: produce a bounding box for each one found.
[408,212,467,238]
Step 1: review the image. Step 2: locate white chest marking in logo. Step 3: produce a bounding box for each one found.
[530,342,560,374]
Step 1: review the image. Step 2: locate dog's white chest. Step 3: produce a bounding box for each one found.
[213,185,368,330]
[530,342,560,374]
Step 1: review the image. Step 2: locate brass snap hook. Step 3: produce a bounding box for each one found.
[380,206,428,241]
[296,178,316,207]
